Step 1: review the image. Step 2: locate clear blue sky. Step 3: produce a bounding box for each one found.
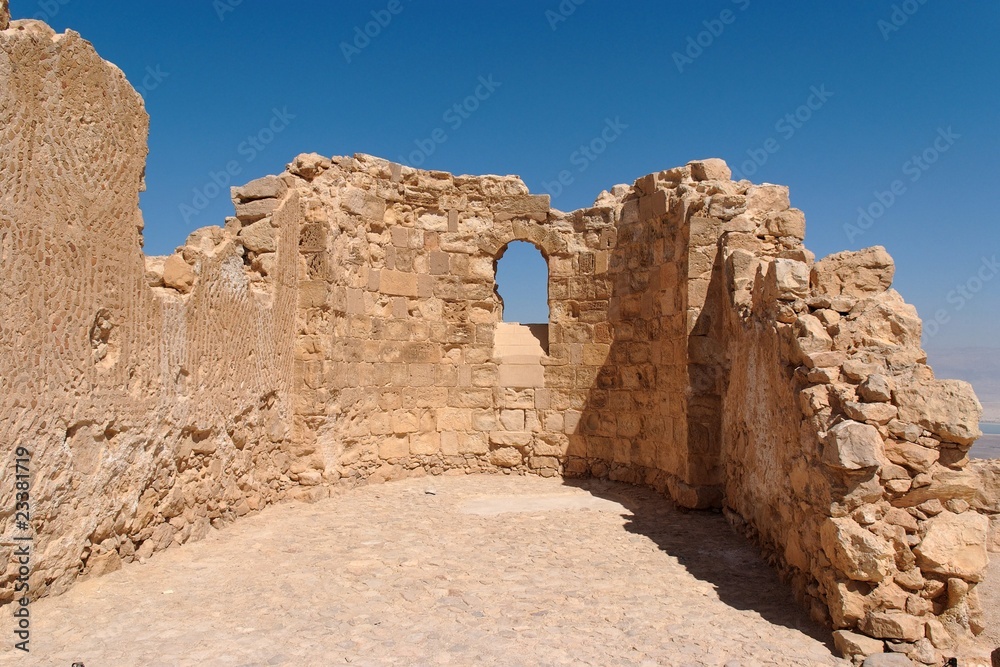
[14,0,999,348]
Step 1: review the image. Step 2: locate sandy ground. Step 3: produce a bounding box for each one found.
[0,475,995,666]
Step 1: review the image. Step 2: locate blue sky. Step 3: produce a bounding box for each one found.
[14,0,999,349]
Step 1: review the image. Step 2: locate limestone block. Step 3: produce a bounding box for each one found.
[833,630,884,660]
[379,436,409,459]
[490,447,523,467]
[894,379,982,446]
[812,246,895,298]
[162,254,196,293]
[844,401,898,425]
[238,218,277,253]
[288,152,331,180]
[764,208,806,240]
[861,654,913,667]
[891,469,982,508]
[489,431,532,447]
[235,198,278,223]
[379,270,419,297]
[824,421,884,470]
[231,175,287,202]
[860,611,924,642]
[884,440,938,473]
[410,432,441,456]
[494,194,550,222]
[821,517,895,582]
[772,258,810,301]
[498,363,544,388]
[858,374,893,403]
[746,184,790,214]
[914,511,989,582]
[687,158,732,182]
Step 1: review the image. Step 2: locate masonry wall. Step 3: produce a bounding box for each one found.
[2,10,997,661]
[0,19,300,603]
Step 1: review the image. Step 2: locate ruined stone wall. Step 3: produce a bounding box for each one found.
[0,19,300,603]
[714,195,990,659]
[2,8,997,660]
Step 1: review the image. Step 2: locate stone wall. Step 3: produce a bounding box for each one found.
[0,19,301,603]
[1,10,996,662]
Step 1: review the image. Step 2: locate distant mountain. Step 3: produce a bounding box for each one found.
[924,347,1000,423]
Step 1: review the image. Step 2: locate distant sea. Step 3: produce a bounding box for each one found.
[972,422,1000,460]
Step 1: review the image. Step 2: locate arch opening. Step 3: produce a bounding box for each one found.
[494,240,549,357]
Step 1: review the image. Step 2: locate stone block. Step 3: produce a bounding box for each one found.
[231,175,287,202]
[687,158,731,182]
[824,420,885,470]
[379,270,419,297]
[235,198,279,223]
[914,511,989,582]
[494,194,550,222]
[498,364,545,388]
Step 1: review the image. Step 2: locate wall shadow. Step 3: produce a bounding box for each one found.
[559,477,839,650]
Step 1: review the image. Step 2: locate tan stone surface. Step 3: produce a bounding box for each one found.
[0,476,849,666]
[1,10,997,658]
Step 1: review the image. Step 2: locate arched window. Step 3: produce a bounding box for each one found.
[494,241,549,356]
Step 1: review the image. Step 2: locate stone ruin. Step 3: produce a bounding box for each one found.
[1,7,998,664]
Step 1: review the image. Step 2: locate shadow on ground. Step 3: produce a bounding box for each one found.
[561,476,839,651]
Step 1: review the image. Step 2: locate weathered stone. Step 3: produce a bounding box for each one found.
[235,197,279,223]
[824,421,885,470]
[688,158,732,182]
[860,374,894,403]
[746,184,790,214]
[232,175,287,202]
[861,611,925,641]
[834,629,885,660]
[845,401,898,425]
[894,379,982,446]
[489,447,522,468]
[238,218,277,253]
[289,152,331,180]
[861,654,913,667]
[162,254,196,293]
[812,246,895,298]
[0,0,8,30]
[773,258,810,301]
[821,517,895,582]
[914,511,989,582]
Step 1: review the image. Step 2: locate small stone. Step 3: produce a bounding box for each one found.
[833,629,885,659]
[943,498,969,514]
[914,511,989,582]
[424,488,436,495]
[824,420,885,470]
[860,374,894,403]
[861,611,925,641]
[162,254,196,294]
[687,158,731,182]
[862,653,914,666]
[288,152,331,180]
